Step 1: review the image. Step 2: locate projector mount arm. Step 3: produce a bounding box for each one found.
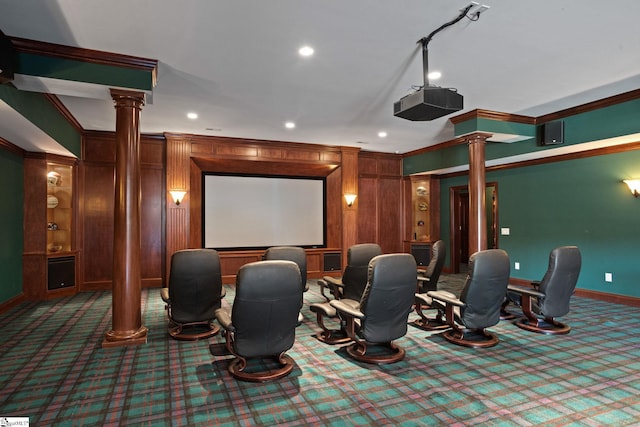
[417,3,475,88]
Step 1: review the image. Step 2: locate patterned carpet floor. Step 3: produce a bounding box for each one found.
[1,274,640,426]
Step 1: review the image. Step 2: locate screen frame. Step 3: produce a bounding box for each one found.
[201,172,327,251]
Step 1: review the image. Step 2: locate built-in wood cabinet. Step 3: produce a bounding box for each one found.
[403,175,440,257]
[47,162,74,253]
[23,154,77,300]
[357,152,404,253]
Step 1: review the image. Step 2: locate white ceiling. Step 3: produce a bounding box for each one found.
[1,0,640,154]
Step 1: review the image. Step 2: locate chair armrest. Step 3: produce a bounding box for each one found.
[415,293,432,305]
[507,284,544,298]
[330,299,364,319]
[160,287,170,303]
[215,308,234,332]
[427,290,465,307]
[309,302,337,317]
[323,276,344,288]
[318,277,344,300]
[416,290,455,305]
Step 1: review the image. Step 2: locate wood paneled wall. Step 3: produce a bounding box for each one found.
[357,152,404,253]
[166,133,352,280]
[80,131,164,290]
[77,131,406,288]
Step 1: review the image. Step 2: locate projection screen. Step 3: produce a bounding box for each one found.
[203,174,326,250]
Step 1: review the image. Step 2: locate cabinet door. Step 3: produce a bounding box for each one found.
[47,163,74,253]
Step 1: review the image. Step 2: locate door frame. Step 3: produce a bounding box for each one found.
[449,182,498,273]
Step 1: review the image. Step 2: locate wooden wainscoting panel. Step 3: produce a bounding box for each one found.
[357,176,378,243]
[378,176,403,253]
[82,163,115,285]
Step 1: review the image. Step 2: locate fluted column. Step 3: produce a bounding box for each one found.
[103,89,148,348]
[467,133,491,256]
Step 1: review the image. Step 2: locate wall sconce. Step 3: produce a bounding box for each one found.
[170,190,187,205]
[623,180,640,198]
[344,194,357,207]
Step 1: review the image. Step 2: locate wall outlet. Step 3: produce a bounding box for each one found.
[605,272,613,282]
[514,262,520,270]
[501,227,510,236]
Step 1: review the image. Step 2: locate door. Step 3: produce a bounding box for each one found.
[450,183,498,273]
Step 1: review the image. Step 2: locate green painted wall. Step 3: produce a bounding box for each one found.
[439,149,640,297]
[0,85,81,157]
[404,98,640,176]
[0,149,24,303]
[18,53,154,92]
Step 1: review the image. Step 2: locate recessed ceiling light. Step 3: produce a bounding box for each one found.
[187,112,198,120]
[285,121,296,129]
[298,46,314,57]
[378,131,388,138]
[427,71,442,80]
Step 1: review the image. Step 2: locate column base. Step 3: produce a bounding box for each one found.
[102,326,148,348]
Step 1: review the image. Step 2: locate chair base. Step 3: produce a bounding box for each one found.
[515,317,571,335]
[228,354,295,382]
[500,309,517,320]
[443,328,499,348]
[314,329,352,345]
[346,341,406,364]
[168,322,220,341]
[409,317,450,331]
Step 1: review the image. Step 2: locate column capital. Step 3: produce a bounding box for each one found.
[110,88,146,109]
[464,132,493,144]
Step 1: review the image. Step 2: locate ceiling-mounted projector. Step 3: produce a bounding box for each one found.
[394,87,463,121]
[394,2,488,122]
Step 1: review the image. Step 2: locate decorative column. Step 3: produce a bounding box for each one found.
[467,133,491,255]
[103,89,148,348]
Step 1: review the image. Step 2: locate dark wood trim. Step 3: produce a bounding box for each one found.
[574,288,640,307]
[434,139,640,180]
[402,136,468,158]
[406,90,640,160]
[487,140,640,173]
[45,94,84,133]
[509,277,640,307]
[450,109,537,125]
[0,293,26,316]
[538,88,640,123]
[0,136,26,156]
[11,37,158,85]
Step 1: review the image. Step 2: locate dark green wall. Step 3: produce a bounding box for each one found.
[439,149,640,297]
[0,149,24,303]
[404,98,640,176]
[0,85,81,157]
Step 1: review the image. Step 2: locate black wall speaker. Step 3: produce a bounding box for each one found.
[48,256,75,290]
[541,120,564,145]
[411,244,431,267]
[323,252,341,272]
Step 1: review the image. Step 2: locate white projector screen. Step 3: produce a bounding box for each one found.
[203,174,326,250]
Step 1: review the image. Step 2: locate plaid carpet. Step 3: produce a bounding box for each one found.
[1,274,640,426]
